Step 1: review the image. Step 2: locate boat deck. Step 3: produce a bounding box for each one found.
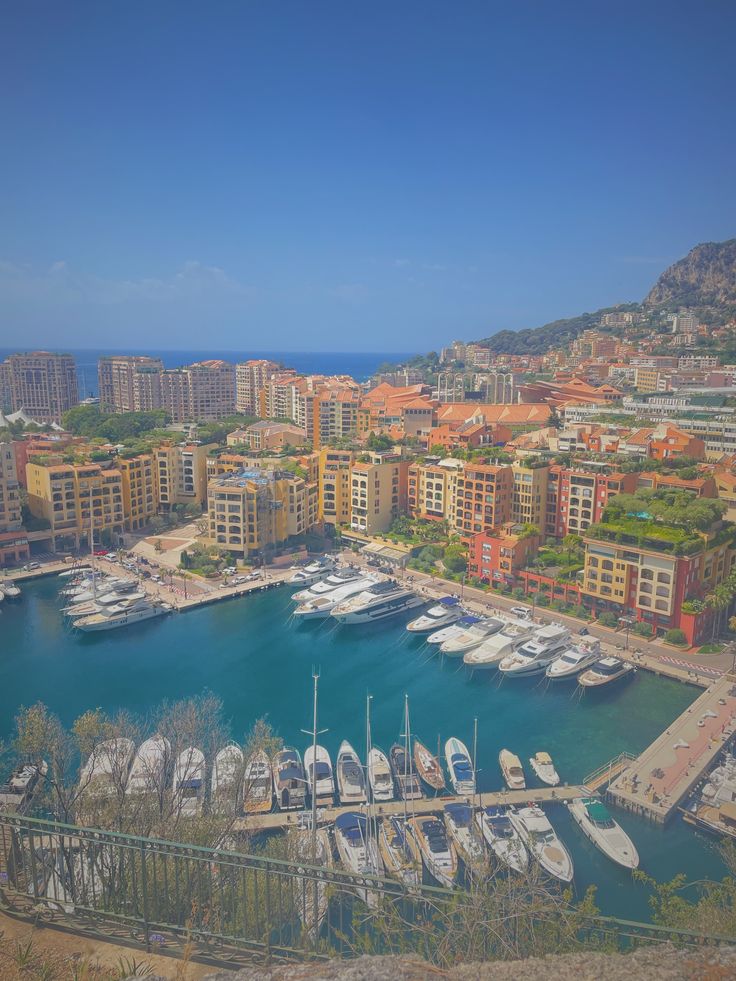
[233,785,589,832]
[607,674,736,824]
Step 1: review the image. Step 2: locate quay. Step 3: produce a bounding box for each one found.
[234,784,590,833]
[607,674,736,824]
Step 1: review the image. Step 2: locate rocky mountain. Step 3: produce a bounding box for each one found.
[644,238,736,318]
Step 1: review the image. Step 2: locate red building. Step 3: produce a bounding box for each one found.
[545,466,637,539]
[467,525,542,587]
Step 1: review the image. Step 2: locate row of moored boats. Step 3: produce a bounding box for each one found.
[0,578,22,602]
[57,568,171,631]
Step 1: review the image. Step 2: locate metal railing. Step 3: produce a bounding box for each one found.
[0,812,732,968]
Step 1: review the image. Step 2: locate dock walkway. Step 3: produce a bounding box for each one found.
[607,674,736,824]
[234,784,589,833]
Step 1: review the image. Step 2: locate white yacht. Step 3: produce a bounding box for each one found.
[2,579,21,599]
[440,617,506,657]
[509,805,574,883]
[443,803,486,872]
[499,749,526,790]
[64,590,147,618]
[426,614,480,646]
[578,656,635,689]
[211,743,244,814]
[463,619,536,670]
[546,637,601,681]
[291,566,365,601]
[330,580,423,624]
[272,748,306,811]
[293,576,377,620]
[476,806,528,873]
[407,815,457,888]
[334,812,382,907]
[243,750,273,814]
[406,596,465,633]
[336,741,367,804]
[172,747,206,818]
[499,624,571,677]
[568,797,639,869]
[368,747,395,801]
[529,752,560,787]
[287,556,337,586]
[74,598,171,632]
[445,737,475,795]
[304,745,335,805]
[126,735,170,797]
[78,738,135,801]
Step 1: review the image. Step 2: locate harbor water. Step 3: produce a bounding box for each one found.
[0,576,729,922]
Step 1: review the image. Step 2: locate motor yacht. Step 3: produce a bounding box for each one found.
[272,748,307,811]
[291,566,365,601]
[567,797,639,869]
[439,617,506,657]
[529,752,560,787]
[463,619,536,670]
[379,816,421,888]
[211,743,244,814]
[413,739,446,792]
[304,745,335,805]
[546,637,602,681]
[336,741,367,804]
[73,597,171,632]
[334,811,382,906]
[406,596,465,633]
[330,580,423,624]
[426,614,480,646]
[443,803,487,873]
[498,624,571,677]
[77,738,135,802]
[173,747,206,818]
[578,657,635,689]
[509,805,574,883]
[287,556,337,586]
[293,576,377,620]
[2,579,21,599]
[126,735,170,797]
[476,806,528,873]
[64,590,147,618]
[445,737,475,795]
[243,750,273,814]
[499,749,526,790]
[368,747,395,801]
[407,816,457,888]
[389,743,423,801]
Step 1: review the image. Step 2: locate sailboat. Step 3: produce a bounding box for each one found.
[413,739,446,792]
[444,803,487,874]
[476,806,528,873]
[406,815,457,888]
[379,695,422,887]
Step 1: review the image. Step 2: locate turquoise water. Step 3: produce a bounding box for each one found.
[0,578,729,921]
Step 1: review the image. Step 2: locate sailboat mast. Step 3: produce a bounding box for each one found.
[311,670,319,861]
[472,716,478,808]
[403,694,409,824]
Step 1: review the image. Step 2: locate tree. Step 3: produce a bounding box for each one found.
[443,543,467,575]
[664,628,687,646]
[154,539,163,553]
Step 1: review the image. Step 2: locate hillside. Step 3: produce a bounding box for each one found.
[644,238,736,321]
[472,238,736,356]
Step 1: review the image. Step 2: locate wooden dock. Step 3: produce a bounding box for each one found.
[607,675,736,824]
[233,784,590,833]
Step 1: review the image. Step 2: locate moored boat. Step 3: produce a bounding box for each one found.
[499,749,526,790]
[173,747,205,817]
[545,637,601,681]
[426,614,480,646]
[413,739,446,792]
[287,556,337,586]
[293,576,377,619]
[2,579,21,599]
[406,596,465,634]
[499,624,571,677]
[336,740,367,804]
[368,747,395,801]
[291,566,365,601]
[443,803,487,873]
[476,805,528,873]
[243,749,273,814]
[529,752,560,787]
[439,617,506,657]
[334,811,382,906]
[390,743,423,801]
[568,797,639,869]
[330,579,423,624]
[463,619,536,670]
[126,735,171,797]
[445,737,475,795]
[272,747,307,811]
[78,738,135,802]
[211,743,244,814]
[379,816,421,888]
[578,657,635,689]
[407,815,458,888]
[304,745,335,805]
[509,805,574,883]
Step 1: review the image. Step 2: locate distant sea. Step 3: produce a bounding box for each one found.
[0,348,417,399]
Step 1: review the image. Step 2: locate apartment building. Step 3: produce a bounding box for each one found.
[349,452,409,535]
[0,362,12,411]
[318,448,354,527]
[6,352,79,423]
[186,361,236,420]
[407,459,462,523]
[235,359,280,414]
[452,464,513,536]
[26,461,124,550]
[545,466,637,538]
[98,355,164,412]
[312,388,360,449]
[510,462,548,528]
[153,442,215,511]
[0,438,28,566]
[208,469,317,557]
[118,454,157,531]
[227,421,307,451]
[467,525,542,587]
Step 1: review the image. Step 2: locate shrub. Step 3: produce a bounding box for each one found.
[512,587,526,601]
[597,611,618,628]
[664,628,687,646]
[633,621,654,638]
[535,593,549,607]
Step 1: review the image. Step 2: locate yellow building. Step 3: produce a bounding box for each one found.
[118,453,156,531]
[27,461,124,550]
[451,463,513,535]
[511,462,549,528]
[318,448,354,527]
[407,459,463,523]
[350,452,409,535]
[207,468,318,557]
[153,442,215,511]
[634,366,666,393]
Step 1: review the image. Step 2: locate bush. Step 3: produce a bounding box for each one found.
[512,587,526,601]
[597,611,619,628]
[664,628,687,646]
[633,621,654,638]
[535,593,549,607]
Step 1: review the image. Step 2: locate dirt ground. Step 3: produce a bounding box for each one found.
[0,911,218,979]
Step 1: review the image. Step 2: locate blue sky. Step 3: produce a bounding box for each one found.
[0,1,734,353]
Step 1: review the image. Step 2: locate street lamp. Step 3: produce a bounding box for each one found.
[618,616,634,652]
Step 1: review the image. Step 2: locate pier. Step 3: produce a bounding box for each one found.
[607,674,736,824]
[234,784,590,833]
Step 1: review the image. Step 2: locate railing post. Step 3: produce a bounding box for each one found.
[139,842,150,953]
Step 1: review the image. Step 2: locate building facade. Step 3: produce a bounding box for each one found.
[26,461,124,550]
[7,352,79,423]
[349,452,409,535]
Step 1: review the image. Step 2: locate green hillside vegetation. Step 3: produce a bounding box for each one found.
[473,304,640,356]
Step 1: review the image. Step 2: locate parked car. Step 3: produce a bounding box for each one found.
[23,561,41,570]
[510,606,532,619]
[93,549,109,556]
[232,576,248,585]
[244,571,261,581]
[151,575,162,583]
